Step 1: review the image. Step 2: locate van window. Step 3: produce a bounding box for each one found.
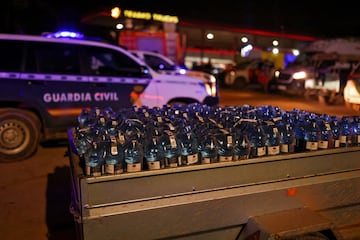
[143,53,176,71]
[0,40,23,72]
[25,42,81,74]
[84,46,149,78]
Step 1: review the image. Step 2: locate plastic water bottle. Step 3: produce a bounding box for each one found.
[274,118,295,154]
[293,115,306,153]
[124,138,143,173]
[317,118,334,150]
[263,121,280,156]
[178,125,199,166]
[198,131,218,164]
[85,141,105,177]
[160,130,181,168]
[327,116,341,148]
[352,116,360,146]
[233,131,251,160]
[216,129,234,162]
[121,118,145,144]
[106,115,119,136]
[96,113,107,135]
[246,120,267,158]
[74,127,93,155]
[339,116,353,147]
[144,136,165,170]
[101,106,114,121]
[104,138,124,175]
[77,109,93,129]
[304,118,320,151]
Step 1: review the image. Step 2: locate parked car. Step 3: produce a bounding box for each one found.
[222,59,276,92]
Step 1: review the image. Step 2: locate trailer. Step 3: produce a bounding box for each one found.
[67,129,360,240]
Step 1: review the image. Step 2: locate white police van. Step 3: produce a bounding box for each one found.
[0,33,218,162]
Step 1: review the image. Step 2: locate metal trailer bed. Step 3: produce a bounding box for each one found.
[67,129,360,240]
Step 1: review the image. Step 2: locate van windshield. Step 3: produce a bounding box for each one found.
[143,54,177,71]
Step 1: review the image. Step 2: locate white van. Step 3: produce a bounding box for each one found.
[130,50,218,97]
[0,33,218,161]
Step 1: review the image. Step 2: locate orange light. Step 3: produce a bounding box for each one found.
[111,7,121,19]
[287,188,297,197]
[133,85,144,92]
[47,108,89,117]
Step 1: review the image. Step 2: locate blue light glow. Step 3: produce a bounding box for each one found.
[179,68,187,74]
[43,31,84,39]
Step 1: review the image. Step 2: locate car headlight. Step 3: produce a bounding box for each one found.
[209,75,216,83]
[204,82,217,97]
[293,71,307,80]
[345,80,358,96]
[348,87,358,96]
[274,70,280,78]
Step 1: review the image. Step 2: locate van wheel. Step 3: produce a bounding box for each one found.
[0,108,41,162]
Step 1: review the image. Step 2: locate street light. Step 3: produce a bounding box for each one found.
[206,33,214,40]
[116,23,124,30]
[272,48,279,54]
[241,36,248,43]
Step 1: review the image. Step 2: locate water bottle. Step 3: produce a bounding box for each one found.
[91,106,102,119]
[178,125,199,166]
[101,106,114,121]
[352,116,360,146]
[328,116,341,148]
[263,121,280,156]
[123,138,143,173]
[274,118,295,154]
[77,109,93,129]
[121,118,143,137]
[144,136,165,170]
[160,130,181,168]
[293,115,306,153]
[304,118,320,151]
[104,138,124,175]
[106,114,119,136]
[317,118,334,150]
[233,131,251,160]
[216,129,234,162]
[85,141,105,177]
[246,120,267,158]
[74,127,93,156]
[198,130,218,164]
[95,113,107,136]
[339,116,353,147]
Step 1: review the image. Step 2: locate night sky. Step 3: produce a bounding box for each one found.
[2,0,360,39]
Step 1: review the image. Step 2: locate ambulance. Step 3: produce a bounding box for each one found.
[0,32,218,162]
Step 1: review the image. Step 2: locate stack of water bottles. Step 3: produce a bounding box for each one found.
[72,104,360,177]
